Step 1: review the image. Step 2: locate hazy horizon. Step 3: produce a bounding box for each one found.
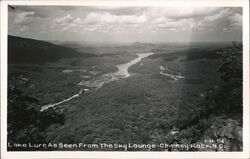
[8,6,242,44]
[8,34,242,46]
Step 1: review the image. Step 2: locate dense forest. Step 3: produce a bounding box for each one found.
[8,35,96,64]
[171,42,243,151]
[8,75,65,151]
[7,41,242,151]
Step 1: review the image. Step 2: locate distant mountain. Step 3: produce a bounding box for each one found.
[132,42,155,47]
[47,40,86,46]
[8,35,95,64]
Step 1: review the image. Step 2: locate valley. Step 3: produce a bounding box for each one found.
[8,36,242,151]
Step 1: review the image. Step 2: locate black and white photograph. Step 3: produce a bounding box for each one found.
[1,0,249,158]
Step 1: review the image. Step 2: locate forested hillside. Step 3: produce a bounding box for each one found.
[8,35,95,64]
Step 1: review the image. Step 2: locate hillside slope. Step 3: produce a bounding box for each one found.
[8,35,95,64]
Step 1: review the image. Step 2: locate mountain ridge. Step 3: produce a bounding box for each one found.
[8,35,95,64]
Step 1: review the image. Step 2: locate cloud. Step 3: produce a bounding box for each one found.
[84,12,146,25]
[94,7,145,16]
[11,7,242,34]
[152,7,242,32]
[19,25,29,32]
[203,8,232,22]
[54,14,74,24]
[196,8,242,31]
[51,14,84,32]
[14,11,34,24]
[8,6,242,42]
[13,6,58,18]
[147,7,222,21]
[228,13,242,27]
[156,18,194,31]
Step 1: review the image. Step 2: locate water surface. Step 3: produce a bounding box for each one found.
[41,52,154,111]
[114,53,154,78]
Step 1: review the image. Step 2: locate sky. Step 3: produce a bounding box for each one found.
[8,6,242,43]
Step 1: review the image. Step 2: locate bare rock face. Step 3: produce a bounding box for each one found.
[201,115,242,151]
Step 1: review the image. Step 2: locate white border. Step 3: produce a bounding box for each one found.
[1,0,249,159]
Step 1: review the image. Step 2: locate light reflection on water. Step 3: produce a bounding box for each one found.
[114,52,154,78]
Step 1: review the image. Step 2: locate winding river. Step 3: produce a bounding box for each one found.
[40,52,154,111]
[114,53,154,78]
